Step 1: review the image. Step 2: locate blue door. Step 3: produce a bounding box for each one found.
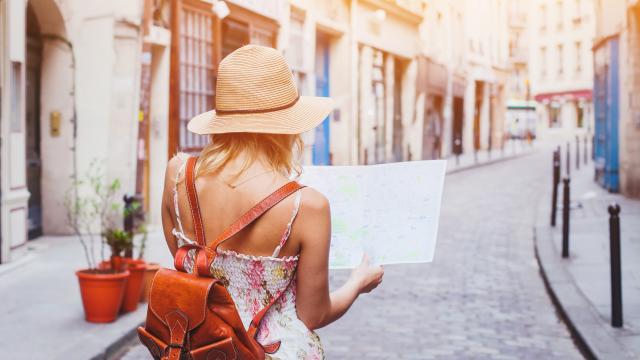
[593,37,620,192]
[313,35,331,165]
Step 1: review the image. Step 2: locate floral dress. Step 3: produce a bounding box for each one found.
[172,162,325,360]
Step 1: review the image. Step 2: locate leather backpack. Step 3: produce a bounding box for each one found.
[138,157,304,360]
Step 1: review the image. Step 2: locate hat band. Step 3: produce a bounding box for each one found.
[215,95,300,115]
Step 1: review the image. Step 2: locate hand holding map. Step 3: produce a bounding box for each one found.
[300,160,446,269]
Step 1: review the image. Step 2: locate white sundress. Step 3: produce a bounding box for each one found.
[171,162,325,360]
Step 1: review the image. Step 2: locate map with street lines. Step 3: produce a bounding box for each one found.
[300,160,446,269]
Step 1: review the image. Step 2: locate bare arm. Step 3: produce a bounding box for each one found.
[294,189,384,330]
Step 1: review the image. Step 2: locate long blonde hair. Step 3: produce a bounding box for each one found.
[195,133,303,181]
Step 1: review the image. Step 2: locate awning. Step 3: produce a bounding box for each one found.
[534,89,592,102]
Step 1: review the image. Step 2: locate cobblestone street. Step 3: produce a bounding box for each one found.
[122,149,584,359]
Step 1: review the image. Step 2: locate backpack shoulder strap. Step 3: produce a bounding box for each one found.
[208,181,306,252]
[185,156,206,246]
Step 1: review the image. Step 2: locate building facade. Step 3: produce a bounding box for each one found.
[0,0,518,263]
[592,0,640,197]
[529,0,595,134]
[418,0,465,159]
[505,0,536,139]
[462,0,510,155]
[0,0,144,263]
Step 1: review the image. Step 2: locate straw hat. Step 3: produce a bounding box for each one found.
[188,45,334,135]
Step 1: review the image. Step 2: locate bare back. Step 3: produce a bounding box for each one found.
[163,153,305,259]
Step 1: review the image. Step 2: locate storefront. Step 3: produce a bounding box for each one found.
[355,0,423,164]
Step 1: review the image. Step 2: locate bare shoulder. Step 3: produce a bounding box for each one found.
[299,186,330,214]
[165,153,189,182]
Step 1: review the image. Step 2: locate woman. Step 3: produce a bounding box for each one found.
[161,45,384,359]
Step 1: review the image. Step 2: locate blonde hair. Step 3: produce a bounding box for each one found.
[195,133,303,181]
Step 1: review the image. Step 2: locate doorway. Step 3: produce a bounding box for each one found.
[473,81,484,151]
[25,4,42,239]
[312,32,331,165]
[452,96,464,155]
[422,95,443,160]
[392,59,404,162]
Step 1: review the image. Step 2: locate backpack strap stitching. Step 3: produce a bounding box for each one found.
[185,156,206,246]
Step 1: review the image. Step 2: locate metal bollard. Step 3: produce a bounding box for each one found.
[551,150,560,226]
[562,177,570,258]
[566,142,571,177]
[557,145,562,172]
[608,203,623,328]
[576,135,580,170]
[584,136,588,165]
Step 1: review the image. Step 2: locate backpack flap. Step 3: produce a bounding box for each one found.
[149,268,217,333]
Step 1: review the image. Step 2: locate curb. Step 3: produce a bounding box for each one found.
[533,207,637,359]
[446,149,535,174]
[92,322,143,360]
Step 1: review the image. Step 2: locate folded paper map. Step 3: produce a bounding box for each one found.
[300,160,446,269]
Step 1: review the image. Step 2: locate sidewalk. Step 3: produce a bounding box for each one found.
[0,233,173,360]
[446,139,534,174]
[535,159,640,359]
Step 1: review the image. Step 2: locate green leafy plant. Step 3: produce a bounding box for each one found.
[64,160,122,270]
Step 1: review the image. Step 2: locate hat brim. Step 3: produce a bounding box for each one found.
[187,96,335,135]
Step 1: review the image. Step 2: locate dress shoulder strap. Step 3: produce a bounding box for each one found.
[173,154,189,235]
[271,189,302,258]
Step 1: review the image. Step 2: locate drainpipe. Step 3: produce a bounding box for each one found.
[350,0,359,164]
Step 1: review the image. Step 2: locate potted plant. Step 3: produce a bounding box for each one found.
[65,161,129,323]
[122,196,160,304]
[102,196,147,313]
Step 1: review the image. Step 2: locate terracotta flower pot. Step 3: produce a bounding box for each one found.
[98,256,125,272]
[76,269,129,323]
[140,263,160,303]
[120,259,146,313]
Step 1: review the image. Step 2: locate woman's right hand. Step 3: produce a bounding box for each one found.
[349,254,384,294]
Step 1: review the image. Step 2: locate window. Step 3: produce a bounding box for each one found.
[371,49,386,164]
[540,46,547,78]
[575,41,582,74]
[557,44,563,76]
[177,8,216,151]
[10,62,22,133]
[540,4,547,31]
[288,8,307,95]
[556,1,563,30]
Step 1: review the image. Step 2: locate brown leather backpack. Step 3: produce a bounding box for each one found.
[138,157,304,360]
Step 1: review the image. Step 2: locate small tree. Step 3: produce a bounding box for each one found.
[64,160,122,270]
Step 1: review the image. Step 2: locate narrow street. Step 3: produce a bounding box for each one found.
[313,149,583,359]
[122,149,584,359]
